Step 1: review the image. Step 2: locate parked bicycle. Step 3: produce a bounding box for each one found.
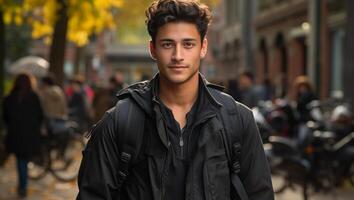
[27,119,86,182]
[265,99,354,200]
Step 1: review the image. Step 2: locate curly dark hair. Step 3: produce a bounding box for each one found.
[145,0,212,43]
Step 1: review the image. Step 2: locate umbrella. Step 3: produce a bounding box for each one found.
[8,56,49,77]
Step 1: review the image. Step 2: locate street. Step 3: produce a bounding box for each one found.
[273,180,354,200]
[0,156,77,200]
[1,155,353,200]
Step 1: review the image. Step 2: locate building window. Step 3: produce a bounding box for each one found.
[330,28,345,94]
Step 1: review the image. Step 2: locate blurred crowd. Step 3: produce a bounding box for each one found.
[1,70,126,197]
[226,70,317,121]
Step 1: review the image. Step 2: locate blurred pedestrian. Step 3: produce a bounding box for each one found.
[67,77,91,133]
[92,72,127,123]
[227,79,241,101]
[238,70,259,108]
[255,78,273,101]
[65,75,95,106]
[39,75,68,120]
[294,75,317,122]
[38,75,69,135]
[109,71,127,106]
[2,73,43,198]
[92,86,111,123]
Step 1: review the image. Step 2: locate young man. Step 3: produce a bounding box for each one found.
[77,1,274,200]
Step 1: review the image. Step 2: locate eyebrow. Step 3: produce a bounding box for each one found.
[158,38,198,42]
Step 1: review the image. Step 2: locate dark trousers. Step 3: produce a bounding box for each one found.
[16,156,28,192]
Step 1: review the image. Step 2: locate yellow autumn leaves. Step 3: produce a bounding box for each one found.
[67,0,122,46]
[2,0,123,46]
[1,0,219,46]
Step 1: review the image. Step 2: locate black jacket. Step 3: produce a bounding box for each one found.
[3,91,43,159]
[77,74,274,200]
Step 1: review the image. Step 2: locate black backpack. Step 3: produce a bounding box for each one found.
[115,91,249,200]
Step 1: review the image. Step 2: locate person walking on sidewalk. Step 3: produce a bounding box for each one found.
[238,71,259,108]
[77,1,273,199]
[39,75,68,121]
[3,73,43,198]
[38,75,69,135]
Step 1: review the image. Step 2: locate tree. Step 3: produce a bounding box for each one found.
[0,8,4,133]
[1,0,122,84]
[47,0,69,85]
[2,0,219,84]
[114,0,221,44]
[25,0,123,84]
[0,0,11,132]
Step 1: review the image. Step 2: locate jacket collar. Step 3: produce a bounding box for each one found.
[151,72,224,108]
[116,72,224,117]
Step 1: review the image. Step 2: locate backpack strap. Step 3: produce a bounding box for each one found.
[208,89,249,200]
[115,98,145,190]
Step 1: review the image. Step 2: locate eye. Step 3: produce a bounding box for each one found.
[183,41,196,49]
[161,42,174,49]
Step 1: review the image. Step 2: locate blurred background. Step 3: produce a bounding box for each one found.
[0,0,354,199]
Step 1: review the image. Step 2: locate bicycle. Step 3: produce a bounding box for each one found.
[28,119,86,182]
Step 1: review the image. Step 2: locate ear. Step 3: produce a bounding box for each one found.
[200,38,208,58]
[149,40,157,60]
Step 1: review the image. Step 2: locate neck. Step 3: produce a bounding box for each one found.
[158,75,199,109]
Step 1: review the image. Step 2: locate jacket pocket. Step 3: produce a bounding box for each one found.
[203,150,230,200]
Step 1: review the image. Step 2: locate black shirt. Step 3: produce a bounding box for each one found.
[154,82,203,200]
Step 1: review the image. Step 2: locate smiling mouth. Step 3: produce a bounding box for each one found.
[169,65,188,68]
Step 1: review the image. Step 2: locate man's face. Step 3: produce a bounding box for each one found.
[149,22,208,85]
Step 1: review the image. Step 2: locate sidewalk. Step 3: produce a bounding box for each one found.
[275,186,354,200]
[273,178,354,200]
[0,155,78,200]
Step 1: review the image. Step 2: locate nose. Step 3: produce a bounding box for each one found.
[172,44,184,62]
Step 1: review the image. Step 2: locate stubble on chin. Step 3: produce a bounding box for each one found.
[161,69,199,86]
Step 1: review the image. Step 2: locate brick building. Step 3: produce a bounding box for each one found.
[210,0,257,81]
[254,0,310,98]
[216,0,348,100]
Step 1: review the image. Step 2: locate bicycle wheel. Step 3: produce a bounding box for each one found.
[51,134,85,182]
[28,151,50,180]
[268,155,288,194]
[271,166,288,193]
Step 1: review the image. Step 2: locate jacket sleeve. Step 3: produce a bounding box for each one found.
[3,97,9,125]
[238,105,274,200]
[77,109,120,200]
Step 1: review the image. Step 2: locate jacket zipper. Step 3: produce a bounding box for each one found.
[180,113,215,160]
[161,112,216,200]
[179,135,184,158]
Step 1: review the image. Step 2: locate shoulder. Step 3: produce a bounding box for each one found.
[116,80,151,99]
[207,87,254,132]
[87,107,117,140]
[207,86,252,114]
[91,97,140,135]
